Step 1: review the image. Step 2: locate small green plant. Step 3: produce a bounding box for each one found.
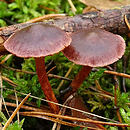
[6,119,25,130]
[120,108,130,124]
[0,0,85,24]
[117,92,130,111]
[0,112,25,130]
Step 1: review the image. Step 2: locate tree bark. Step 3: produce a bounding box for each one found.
[0,6,130,55]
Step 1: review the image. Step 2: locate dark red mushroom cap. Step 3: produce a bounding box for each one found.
[62,29,126,67]
[4,23,71,58]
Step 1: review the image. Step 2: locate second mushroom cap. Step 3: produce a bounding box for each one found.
[62,29,126,67]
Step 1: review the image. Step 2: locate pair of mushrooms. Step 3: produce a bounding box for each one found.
[4,23,125,113]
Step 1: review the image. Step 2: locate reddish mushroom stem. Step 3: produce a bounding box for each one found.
[71,66,92,92]
[35,57,59,113]
[64,66,92,99]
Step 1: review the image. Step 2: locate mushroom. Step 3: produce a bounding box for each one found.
[4,23,71,113]
[0,36,9,55]
[62,28,126,97]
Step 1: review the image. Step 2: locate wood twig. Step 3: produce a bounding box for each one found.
[6,95,51,112]
[0,54,12,64]
[3,102,47,112]
[26,14,66,23]
[20,113,100,130]
[1,64,72,81]
[19,111,129,127]
[39,5,58,13]
[47,66,56,74]
[104,70,130,79]
[2,76,18,87]
[1,64,36,74]
[95,80,113,96]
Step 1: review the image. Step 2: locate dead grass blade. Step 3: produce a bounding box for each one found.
[67,0,77,14]
[14,88,20,123]
[2,98,10,118]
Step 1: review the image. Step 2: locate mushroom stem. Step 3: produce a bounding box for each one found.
[64,66,92,99]
[71,66,92,92]
[35,57,59,113]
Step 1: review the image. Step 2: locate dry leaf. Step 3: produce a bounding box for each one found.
[68,95,105,129]
[79,0,130,10]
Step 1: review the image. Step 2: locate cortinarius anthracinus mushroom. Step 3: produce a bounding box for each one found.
[4,23,71,113]
[62,29,126,96]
